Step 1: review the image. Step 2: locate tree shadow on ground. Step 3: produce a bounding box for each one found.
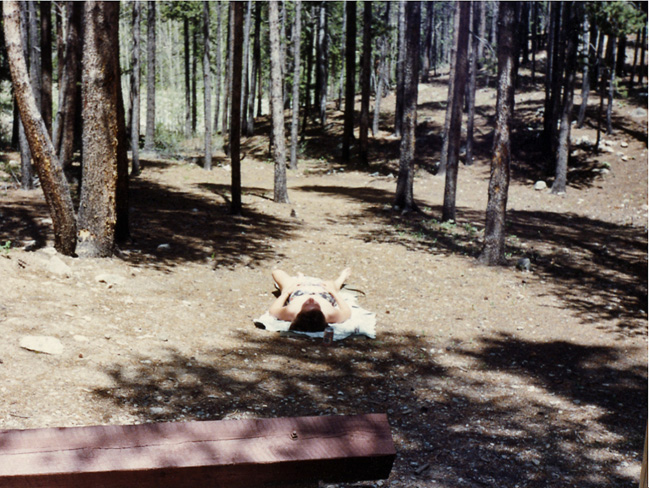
[92,329,645,487]
[120,175,298,270]
[295,184,648,336]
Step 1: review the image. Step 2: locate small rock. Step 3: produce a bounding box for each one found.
[621,155,628,162]
[47,256,71,276]
[620,141,629,148]
[533,181,547,191]
[73,335,89,343]
[149,407,165,415]
[157,243,171,252]
[95,273,126,287]
[20,336,64,355]
[517,258,531,271]
[23,240,38,251]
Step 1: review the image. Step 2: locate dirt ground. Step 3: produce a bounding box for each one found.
[0,73,647,487]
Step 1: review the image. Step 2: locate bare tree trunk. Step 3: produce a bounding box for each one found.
[342,1,356,163]
[636,26,646,85]
[465,1,480,166]
[394,1,421,212]
[214,0,223,134]
[373,2,390,136]
[40,1,52,135]
[338,4,346,110]
[394,0,406,137]
[629,28,641,89]
[551,2,581,195]
[78,1,126,257]
[184,17,191,137]
[3,0,77,255]
[302,7,314,135]
[576,11,590,128]
[269,0,289,203]
[245,1,261,136]
[479,1,516,266]
[130,0,141,176]
[241,0,252,134]
[144,1,156,151]
[421,1,433,81]
[442,1,470,222]
[223,6,234,147]
[18,1,33,189]
[230,1,244,215]
[191,27,197,133]
[203,1,212,170]
[316,1,328,126]
[289,0,302,169]
[359,1,372,165]
[439,3,459,176]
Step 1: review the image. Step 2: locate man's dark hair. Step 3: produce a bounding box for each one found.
[289,310,328,332]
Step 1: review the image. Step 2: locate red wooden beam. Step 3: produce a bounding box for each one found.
[0,413,395,487]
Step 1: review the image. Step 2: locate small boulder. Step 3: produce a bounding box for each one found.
[516,258,531,272]
[20,336,64,355]
[533,181,547,191]
[47,255,71,276]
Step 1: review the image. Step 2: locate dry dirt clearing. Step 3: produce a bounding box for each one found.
[0,77,647,487]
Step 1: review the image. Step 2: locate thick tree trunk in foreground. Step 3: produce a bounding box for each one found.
[394,1,421,212]
[269,0,289,203]
[144,1,156,151]
[203,1,212,170]
[289,0,302,170]
[3,0,77,255]
[78,1,126,257]
[442,1,470,222]
[479,1,516,266]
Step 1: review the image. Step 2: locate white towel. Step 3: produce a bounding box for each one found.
[254,289,376,341]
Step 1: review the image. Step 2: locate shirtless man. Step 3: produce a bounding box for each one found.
[269,268,352,331]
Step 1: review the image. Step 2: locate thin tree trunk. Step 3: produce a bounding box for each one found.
[338,4,346,110]
[439,2,459,175]
[394,0,406,137]
[40,0,52,135]
[551,2,581,195]
[629,28,641,88]
[130,0,141,176]
[4,0,76,255]
[465,1,480,166]
[422,1,433,81]
[144,1,156,151]
[289,0,302,169]
[373,2,390,136]
[342,1,356,163]
[223,6,233,147]
[359,1,372,165]
[241,0,252,134]
[636,26,646,85]
[230,1,244,214]
[316,1,328,126]
[479,1,516,266]
[18,1,33,189]
[302,9,314,136]
[184,17,191,136]
[203,1,212,170]
[531,1,537,85]
[576,12,590,128]
[442,1,470,222]
[214,0,223,134]
[394,1,421,212]
[269,0,289,203]
[245,1,260,136]
[191,27,197,133]
[605,35,616,135]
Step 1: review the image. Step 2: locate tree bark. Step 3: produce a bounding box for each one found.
[269,0,289,203]
[214,0,223,134]
[316,1,328,126]
[241,0,252,134]
[130,0,141,176]
[439,3,459,175]
[203,1,212,170]
[289,0,302,170]
[40,0,52,135]
[230,1,244,214]
[342,1,356,163]
[144,1,156,151]
[3,0,77,255]
[223,6,233,147]
[78,1,126,257]
[465,1,480,166]
[359,1,372,165]
[394,1,421,212]
[551,2,580,195]
[373,2,390,136]
[184,17,191,136]
[18,2,33,189]
[605,34,616,136]
[421,1,433,81]
[394,0,406,137]
[479,1,516,266]
[52,1,82,176]
[576,11,591,128]
[442,1,470,223]
[191,27,197,133]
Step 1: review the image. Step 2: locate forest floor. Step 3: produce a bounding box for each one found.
[0,72,647,488]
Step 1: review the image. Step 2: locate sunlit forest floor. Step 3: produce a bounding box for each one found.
[0,69,647,487]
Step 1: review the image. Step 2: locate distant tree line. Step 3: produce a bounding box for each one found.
[1,1,647,264]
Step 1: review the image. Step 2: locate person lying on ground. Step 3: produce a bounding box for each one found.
[268,268,352,332]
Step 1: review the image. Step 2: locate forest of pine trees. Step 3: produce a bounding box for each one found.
[0,1,647,263]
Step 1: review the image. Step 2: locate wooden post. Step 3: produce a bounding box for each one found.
[0,414,395,487]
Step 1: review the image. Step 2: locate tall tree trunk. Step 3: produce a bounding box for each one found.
[3,0,76,255]
[615,34,626,78]
[52,0,82,176]
[576,12,590,128]
[394,1,421,212]
[230,1,244,215]
[191,27,197,133]
[551,2,580,195]
[373,2,390,136]
[184,17,191,136]
[223,6,233,147]
[342,1,356,163]
[302,9,314,136]
[531,1,537,85]
[203,1,212,170]
[439,3,459,175]
[289,0,301,169]
[479,1,516,266]
[629,28,641,89]
[130,0,141,176]
[421,1,433,81]
[465,1,480,166]
[245,1,260,136]
[636,26,646,85]
[269,0,289,203]
[214,0,223,134]
[605,34,616,135]
[442,1,470,223]
[316,1,328,126]
[78,1,127,257]
[338,3,346,110]
[18,2,33,189]
[55,1,64,87]
[40,1,52,135]
[394,0,406,137]
[359,1,372,165]
[144,1,156,151]
[241,0,252,134]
